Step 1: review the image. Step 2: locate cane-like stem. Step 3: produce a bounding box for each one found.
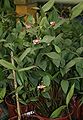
[11,51,21,120]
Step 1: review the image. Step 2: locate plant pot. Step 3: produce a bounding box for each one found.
[7,110,73,120]
[71,96,83,120]
[9,114,42,120]
[77,104,83,120]
[37,112,73,120]
[5,94,36,118]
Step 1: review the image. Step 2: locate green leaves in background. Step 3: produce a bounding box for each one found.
[0,68,4,81]
[66,83,75,106]
[61,57,83,76]
[42,0,55,12]
[41,35,55,44]
[19,48,31,61]
[76,59,83,77]
[0,87,6,103]
[40,17,49,28]
[50,105,66,118]
[16,21,22,32]
[76,47,83,55]
[71,2,83,19]
[27,15,35,24]
[45,52,60,60]
[62,59,76,75]
[0,59,16,70]
[42,92,51,99]
[18,66,37,72]
[61,80,69,94]
[0,22,3,37]
[0,59,36,72]
[53,44,61,53]
[45,52,61,67]
[42,75,50,87]
[53,19,66,30]
[4,0,11,10]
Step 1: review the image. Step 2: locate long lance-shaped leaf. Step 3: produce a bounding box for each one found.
[66,83,75,106]
[50,105,66,118]
[71,2,83,20]
[53,19,66,30]
[18,66,37,72]
[42,0,55,12]
[0,59,16,70]
[19,48,31,61]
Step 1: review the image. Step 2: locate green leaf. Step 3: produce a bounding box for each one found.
[62,59,76,75]
[27,15,35,24]
[52,59,61,67]
[30,97,38,102]
[0,87,6,99]
[66,83,75,106]
[16,86,23,93]
[0,59,16,70]
[50,105,66,118]
[0,68,4,80]
[53,19,66,30]
[19,31,26,39]
[19,48,31,61]
[0,39,6,43]
[71,2,83,19]
[18,66,36,72]
[7,73,13,79]
[4,0,11,10]
[45,52,61,67]
[43,75,50,86]
[42,0,55,12]
[61,80,69,94]
[53,44,61,53]
[4,43,14,51]
[40,17,49,28]
[0,100,3,103]
[16,73,23,85]
[39,60,47,71]
[62,57,83,76]
[16,21,22,32]
[0,22,3,37]
[42,92,51,99]
[76,47,83,55]
[41,35,55,43]
[45,52,60,59]
[76,60,83,77]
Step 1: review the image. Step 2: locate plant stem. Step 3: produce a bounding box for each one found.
[11,51,21,120]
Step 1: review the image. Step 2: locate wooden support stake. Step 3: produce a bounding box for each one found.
[11,51,21,120]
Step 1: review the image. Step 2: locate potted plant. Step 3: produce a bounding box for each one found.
[0,0,83,120]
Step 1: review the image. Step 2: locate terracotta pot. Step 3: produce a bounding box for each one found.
[71,95,83,120]
[36,112,73,120]
[5,95,36,118]
[70,96,79,119]
[8,112,73,120]
[8,114,42,120]
[77,104,83,120]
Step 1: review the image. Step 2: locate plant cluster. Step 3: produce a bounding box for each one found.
[0,0,83,119]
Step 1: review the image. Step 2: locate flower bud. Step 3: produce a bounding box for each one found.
[33,38,40,45]
[50,21,56,27]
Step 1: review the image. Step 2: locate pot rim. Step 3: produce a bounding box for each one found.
[5,94,35,107]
